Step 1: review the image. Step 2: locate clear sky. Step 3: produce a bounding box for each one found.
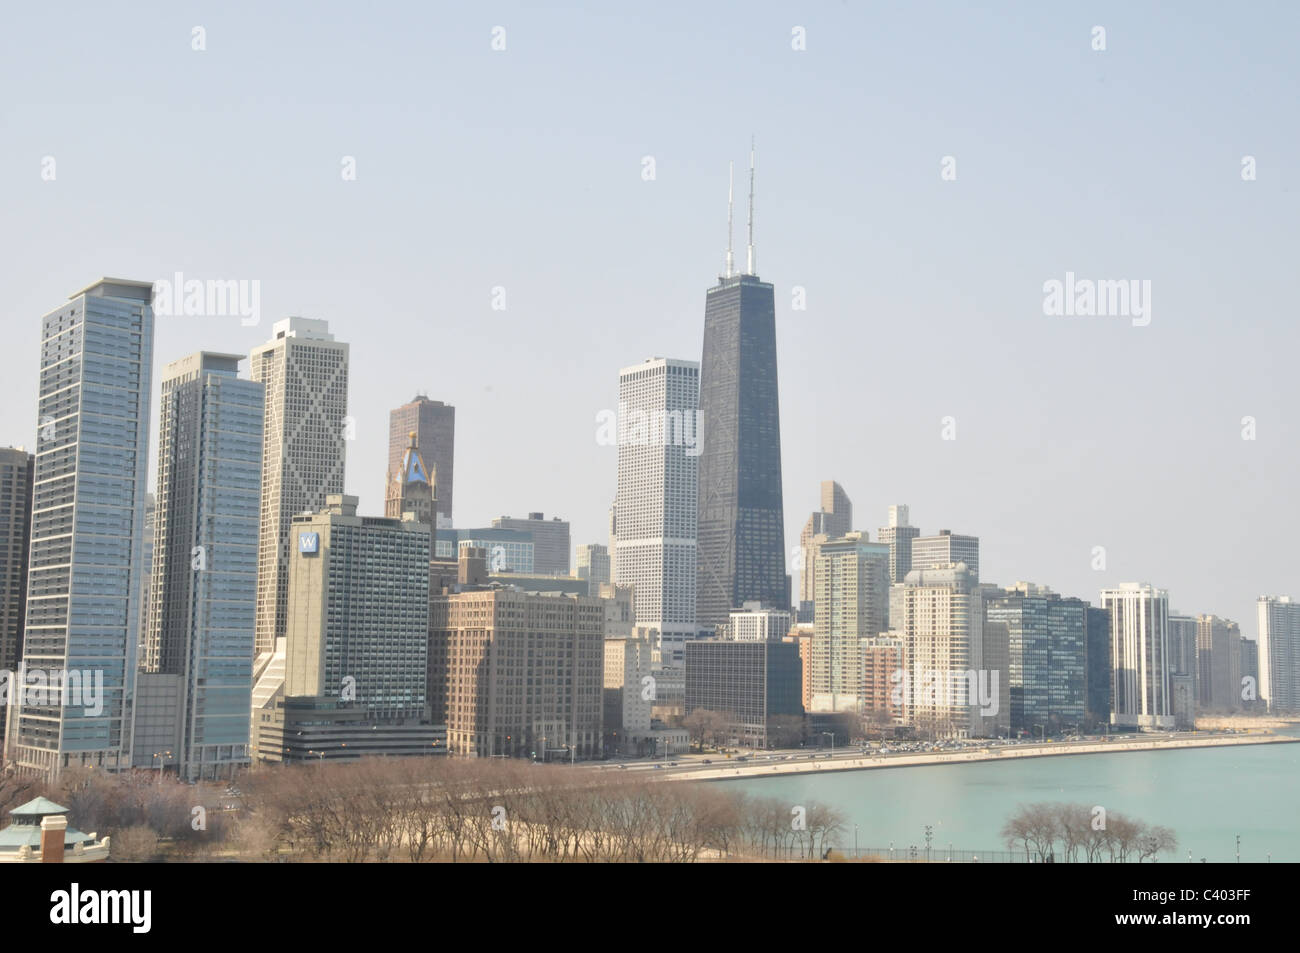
[2,1,1297,635]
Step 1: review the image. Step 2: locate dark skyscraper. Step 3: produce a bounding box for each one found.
[387,397,454,524]
[696,148,787,629]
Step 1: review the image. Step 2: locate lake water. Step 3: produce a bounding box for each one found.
[728,730,1300,862]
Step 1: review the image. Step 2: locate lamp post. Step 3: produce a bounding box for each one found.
[152,750,171,784]
[821,730,834,758]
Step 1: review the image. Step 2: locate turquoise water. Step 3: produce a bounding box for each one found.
[729,733,1300,862]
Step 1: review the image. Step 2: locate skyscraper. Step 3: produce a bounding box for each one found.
[809,533,890,713]
[1196,614,1242,711]
[0,447,34,754]
[145,352,263,780]
[492,513,571,574]
[911,530,980,580]
[387,396,455,523]
[877,504,921,585]
[696,150,787,627]
[612,357,699,664]
[250,317,349,658]
[1099,583,1173,729]
[1255,596,1300,713]
[575,543,611,588]
[13,279,155,778]
[797,481,853,620]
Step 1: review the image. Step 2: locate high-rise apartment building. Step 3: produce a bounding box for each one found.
[859,635,904,729]
[144,352,263,779]
[1099,583,1173,729]
[797,481,853,620]
[696,263,787,628]
[889,563,1003,737]
[984,583,1088,735]
[12,279,155,778]
[492,513,570,574]
[0,447,34,754]
[612,357,699,665]
[286,495,430,722]
[1196,614,1242,712]
[1255,596,1300,713]
[729,601,793,643]
[1167,613,1199,702]
[428,588,605,758]
[250,317,349,657]
[876,504,921,585]
[1085,606,1111,727]
[387,396,454,523]
[809,533,890,713]
[575,543,611,589]
[911,530,980,580]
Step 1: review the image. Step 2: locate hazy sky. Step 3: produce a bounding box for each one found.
[2,1,1297,636]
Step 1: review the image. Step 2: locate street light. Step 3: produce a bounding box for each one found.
[821,731,835,758]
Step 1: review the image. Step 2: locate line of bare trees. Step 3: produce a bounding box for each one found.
[234,757,844,862]
[1001,801,1177,862]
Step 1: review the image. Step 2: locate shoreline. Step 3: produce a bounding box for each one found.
[662,732,1300,783]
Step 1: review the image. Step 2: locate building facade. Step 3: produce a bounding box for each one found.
[429,588,605,758]
[911,530,980,580]
[492,513,570,575]
[809,533,890,714]
[876,504,921,586]
[696,272,787,629]
[729,601,793,643]
[0,447,34,755]
[575,543,611,589]
[612,357,699,665]
[286,495,431,722]
[1255,596,1300,713]
[144,352,263,779]
[12,279,154,779]
[797,481,853,619]
[1196,614,1242,712]
[250,317,349,658]
[387,396,454,523]
[684,638,803,748]
[1099,583,1173,729]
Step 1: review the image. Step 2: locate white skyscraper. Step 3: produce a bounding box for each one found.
[612,357,699,666]
[250,318,349,657]
[13,279,155,779]
[1100,583,1174,729]
[1256,596,1300,713]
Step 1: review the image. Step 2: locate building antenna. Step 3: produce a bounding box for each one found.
[745,137,755,275]
[725,161,735,279]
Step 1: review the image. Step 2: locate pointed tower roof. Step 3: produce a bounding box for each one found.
[398,431,431,485]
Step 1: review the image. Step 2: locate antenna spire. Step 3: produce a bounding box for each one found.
[745,137,755,276]
[725,161,735,278]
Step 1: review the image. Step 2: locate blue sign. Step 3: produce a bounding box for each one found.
[299,532,320,555]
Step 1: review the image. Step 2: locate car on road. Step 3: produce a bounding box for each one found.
[702,759,712,764]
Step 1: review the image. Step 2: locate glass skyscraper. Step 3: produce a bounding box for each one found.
[146,352,263,780]
[696,274,787,630]
[13,279,154,778]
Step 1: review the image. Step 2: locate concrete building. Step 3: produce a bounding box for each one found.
[143,352,263,779]
[809,533,890,713]
[575,543,611,589]
[797,481,853,620]
[250,317,349,658]
[387,396,455,523]
[859,635,904,730]
[1196,615,1242,712]
[385,430,434,527]
[730,601,793,643]
[436,527,534,573]
[0,447,33,755]
[612,357,699,666]
[429,588,605,759]
[1099,584,1173,729]
[889,564,1002,737]
[492,513,570,575]
[911,530,980,581]
[876,504,921,586]
[983,583,1088,736]
[12,279,155,779]
[286,495,430,722]
[603,627,656,755]
[783,624,814,712]
[254,696,446,765]
[1255,596,1300,713]
[1240,636,1260,708]
[1171,673,1196,730]
[684,638,803,748]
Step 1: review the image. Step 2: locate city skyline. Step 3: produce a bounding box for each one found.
[1,3,1296,664]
